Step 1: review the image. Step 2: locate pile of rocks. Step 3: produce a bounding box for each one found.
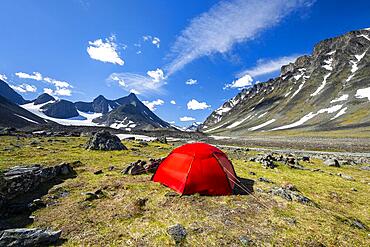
[85,131,127,151]
[268,184,317,207]
[122,158,162,175]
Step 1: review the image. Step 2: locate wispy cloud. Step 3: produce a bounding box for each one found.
[187,99,211,110]
[238,54,300,78]
[15,72,42,81]
[185,79,197,85]
[224,74,253,90]
[143,35,161,48]
[170,100,176,105]
[166,0,313,75]
[87,35,124,65]
[180,116,196,122]
[10,83,37,93]
[143,99,164,111]
[108,69,166,95]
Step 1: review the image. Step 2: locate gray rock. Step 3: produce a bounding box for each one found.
[239,236,252,246]
[270,187,316,206]
[258,177,273,183]
[337,173,354,181]
[0,228,61,246]
[167,224,187,244]
[85,131,127,151]
[0,164,74,211]
[324,159,340,167]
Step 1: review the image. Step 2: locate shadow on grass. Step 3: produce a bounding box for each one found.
[233,177,254,195]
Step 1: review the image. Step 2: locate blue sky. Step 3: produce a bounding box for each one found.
[1,0,370,126]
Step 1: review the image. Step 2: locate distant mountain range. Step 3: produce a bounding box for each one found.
[0,79,171,131]
[200,28,370,136]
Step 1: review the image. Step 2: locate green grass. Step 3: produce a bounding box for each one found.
[0,136,369,246]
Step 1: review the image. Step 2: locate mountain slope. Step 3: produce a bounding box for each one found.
[93,93,171,130]
[0,79,27,105]
[0,95,48,128]
[201,28,370,136]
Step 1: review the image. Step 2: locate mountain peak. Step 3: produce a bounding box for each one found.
[34,93,55,105]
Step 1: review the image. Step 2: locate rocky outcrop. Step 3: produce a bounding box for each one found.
[0,228,61,246]
[0,163,74,212]
[33,93,55,105]
[41,100,79,119]
[122,158,162,175]
[85,131,127,151]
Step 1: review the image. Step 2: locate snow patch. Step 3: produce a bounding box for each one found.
[248,119,276,131]
[355,87,370,101]
[271,105,343,131]
[311,73,331,97]
[322,57,333,71]
[226,115,252,129]
[357,34,370,41]
[330,94,349,103]
[331,107,347,120]
[21,102,103,126]
[258,112,268,119]
[346,50,367,82]
[14,114,40,124]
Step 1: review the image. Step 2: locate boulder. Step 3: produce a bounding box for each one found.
[0,228,61,246]
[154,137,167,144]
[167,224,187,244]
[85,131,127,151]
[324,159,340,167]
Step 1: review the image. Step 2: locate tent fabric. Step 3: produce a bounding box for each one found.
[152,143,237,195]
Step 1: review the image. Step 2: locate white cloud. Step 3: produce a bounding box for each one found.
[143,99,164,111]
[0,74,7,81]
[224,74,253,89]
[238,54,300,78]
[44,77,71,88]
[170,100,176,105]
[147,68,165,82]
[185,79,197,85]
[43,88,54,95]
[180,116,196,122]
[87,35,124,65]
[143,35,161,48]
[187,99,211,110]
[10,83,37,93]
[108,70,166,95]
[166,0,313,75]
[152,37,160,48]
[54,88,72,96]
[15,72,43,81]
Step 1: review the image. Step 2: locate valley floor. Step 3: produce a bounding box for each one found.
[0,135,369,246]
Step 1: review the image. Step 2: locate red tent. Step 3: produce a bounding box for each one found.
[152,143,237,195]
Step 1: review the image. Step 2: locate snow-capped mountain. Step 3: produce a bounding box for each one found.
[183,122,202,132]
[21,93,171,131]
[201,28,370,135]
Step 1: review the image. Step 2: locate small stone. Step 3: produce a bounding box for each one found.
[337,173,354,181]
[108,166,115,171]
[258,177,273,183]
[239,236,252,246]
[167,224,187,244]
[94,170,103,175]
[248,171,256,175]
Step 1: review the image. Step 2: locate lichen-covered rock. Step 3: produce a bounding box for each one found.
[0,228,61,246]
[85,131,127,151]
[167,224,187,244]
